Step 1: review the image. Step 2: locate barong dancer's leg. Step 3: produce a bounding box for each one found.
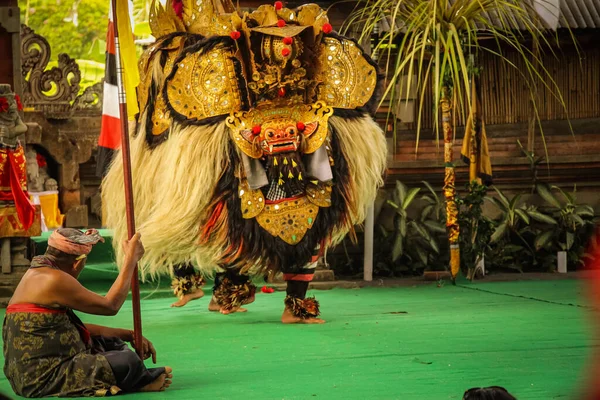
[282,247,325,324]
[209,269,256,314]
[171,263,205,307]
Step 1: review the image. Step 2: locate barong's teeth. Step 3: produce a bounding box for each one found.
[269,145,273,152]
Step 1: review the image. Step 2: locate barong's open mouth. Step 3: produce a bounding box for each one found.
[265,140,299,154]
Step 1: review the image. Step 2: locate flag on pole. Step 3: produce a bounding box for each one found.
[461,76,493,186]
[96,0,140,178]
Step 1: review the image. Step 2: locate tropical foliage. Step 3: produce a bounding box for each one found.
[20,0,109,64]
[343,0,569,141]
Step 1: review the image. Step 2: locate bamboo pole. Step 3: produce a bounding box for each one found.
[110,0,144,358]
[441,87,460,282]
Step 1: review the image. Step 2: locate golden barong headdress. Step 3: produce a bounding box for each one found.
[145,0,379,128]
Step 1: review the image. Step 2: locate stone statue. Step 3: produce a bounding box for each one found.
[0,85,27,147]
[25,146,50,192]
[0,84,40,275]
[44,178,58,192]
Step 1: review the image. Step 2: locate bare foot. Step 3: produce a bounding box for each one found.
[171,289,205,307]
[208,295,255,314]
[141,367,173,392]
[281,308,325,324]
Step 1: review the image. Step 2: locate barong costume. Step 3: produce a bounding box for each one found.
[102,0,387,318]
[2,230,164,397]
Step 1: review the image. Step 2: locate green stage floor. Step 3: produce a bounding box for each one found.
[1,277,596,399]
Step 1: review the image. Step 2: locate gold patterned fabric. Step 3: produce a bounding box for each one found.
[2,308,119,398]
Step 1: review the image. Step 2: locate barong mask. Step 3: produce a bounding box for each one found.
[158,1,378,245]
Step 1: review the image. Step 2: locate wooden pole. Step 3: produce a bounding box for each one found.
[110,0,143,358]
[363,204,374,282]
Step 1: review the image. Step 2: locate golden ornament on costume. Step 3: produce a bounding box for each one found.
[255,196,319,245]
[226,101,333,158]
[166,45,243,121]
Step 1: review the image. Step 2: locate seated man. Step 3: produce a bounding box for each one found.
[2,229,172,397]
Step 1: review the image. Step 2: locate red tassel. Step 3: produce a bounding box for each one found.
[322,23,333,34]
[283,37,293,45]
[200,201,225,241]
[277,19,286,28]
[230,31,241,40]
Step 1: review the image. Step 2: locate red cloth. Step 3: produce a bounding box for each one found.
[0,145,35,230]
[6,303,65,314]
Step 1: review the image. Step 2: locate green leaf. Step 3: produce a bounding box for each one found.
[400,218,407,238]
[575,205,595,217]
[387,200,399,209]
[528,210,558,225]
[494,187,510,209]
[423,220,446,233]
[536,184,562,208]
[403,187,421,210]
[429,236,440,254]
[509,193,522,210]
[572,214,585,227]
[422,181,438,199]
[551,185,575,204]
[415,246,429,266]
[421,205,434,221]
[566,232,575,250]
[490,222,508,243]
[392,235,404,262]
[534,231,554,250]
[410,221,431,242]
[395,181,407,206]
[514,208,530,225]
[487,196,508,213]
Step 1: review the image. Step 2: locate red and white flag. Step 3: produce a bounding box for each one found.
[96,3,120,177]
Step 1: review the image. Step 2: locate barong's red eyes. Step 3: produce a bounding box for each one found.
[296,122,305,131]
[252,125,262,135]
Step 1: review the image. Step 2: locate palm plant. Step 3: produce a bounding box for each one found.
[533,184,596,258]
[387,181,445,270]
[343,0,571,279]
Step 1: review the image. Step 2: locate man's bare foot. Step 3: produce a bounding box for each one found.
[171,289,204,307]
[281,308,325,324]
[141,367,173,392]
[208,295,254,314]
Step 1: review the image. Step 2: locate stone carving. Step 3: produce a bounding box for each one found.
[72,82,103,113]
[0,84,27,147]
[44,178,58,192]
[20,24,104,228]
[21,24,102,119]
[25,146,50,193]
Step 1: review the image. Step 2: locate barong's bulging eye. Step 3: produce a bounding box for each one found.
[266,130,275,138]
